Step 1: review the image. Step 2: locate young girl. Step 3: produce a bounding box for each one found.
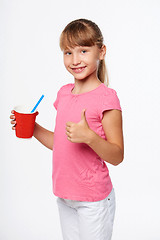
[10,19,124,240]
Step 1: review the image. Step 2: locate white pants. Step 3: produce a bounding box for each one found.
[56,188,116,240]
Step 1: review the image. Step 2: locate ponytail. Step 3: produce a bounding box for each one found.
[98,59,109,86]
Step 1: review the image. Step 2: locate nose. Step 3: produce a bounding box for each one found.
[72,53,81,66]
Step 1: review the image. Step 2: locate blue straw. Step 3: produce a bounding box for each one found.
[31,94,44,113]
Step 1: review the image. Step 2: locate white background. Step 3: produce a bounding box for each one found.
[1,0,160,239]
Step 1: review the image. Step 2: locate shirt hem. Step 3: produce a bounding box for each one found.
[53,188,113,202]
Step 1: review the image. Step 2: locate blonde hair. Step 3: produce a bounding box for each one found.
[59,19,109,86]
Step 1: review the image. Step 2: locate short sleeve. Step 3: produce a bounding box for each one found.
[53,84,72,110]
[53,89,61,110]
[99,89,122,120]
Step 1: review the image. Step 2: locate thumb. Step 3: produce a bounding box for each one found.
[81,109,87,121]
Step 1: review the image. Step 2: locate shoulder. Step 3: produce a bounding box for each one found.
[97,84,122,118]
[57,83,74,95]
[99,84,120,104]
[100,83,118,96]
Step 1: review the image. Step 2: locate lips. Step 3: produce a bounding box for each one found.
[71,66,86,73]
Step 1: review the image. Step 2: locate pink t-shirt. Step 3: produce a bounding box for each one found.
[53,83,122,202]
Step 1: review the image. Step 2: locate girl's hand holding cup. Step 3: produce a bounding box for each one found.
[10,95,44,138]
[10,110,16,130]
[10,107,39,138]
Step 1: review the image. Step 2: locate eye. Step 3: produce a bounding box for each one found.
[64,50,72,55]
[81,50,86,54]
[66,52,71,55]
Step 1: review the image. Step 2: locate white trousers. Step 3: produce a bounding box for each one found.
[56,188,116,240]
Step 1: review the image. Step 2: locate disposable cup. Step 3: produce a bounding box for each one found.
[14,105,39,138]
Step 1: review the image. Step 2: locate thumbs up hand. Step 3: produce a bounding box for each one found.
[66,109,92,144]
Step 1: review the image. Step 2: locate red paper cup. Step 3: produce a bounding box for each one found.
[14,105,39,138]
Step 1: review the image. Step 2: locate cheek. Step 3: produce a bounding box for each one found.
[87,54,99,66]
[63,57,70,68]
[89,59,99,70]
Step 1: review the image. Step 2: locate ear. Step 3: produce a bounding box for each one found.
[99,45,106,60]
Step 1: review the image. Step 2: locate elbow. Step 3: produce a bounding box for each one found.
[114,156,124,166]
[113,147,124,166]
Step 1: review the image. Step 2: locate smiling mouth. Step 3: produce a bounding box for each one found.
[71,66,86,73]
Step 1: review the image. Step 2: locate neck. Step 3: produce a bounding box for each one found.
[72,77,102,95]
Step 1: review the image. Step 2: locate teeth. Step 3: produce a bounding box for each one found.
[72,67,85,72]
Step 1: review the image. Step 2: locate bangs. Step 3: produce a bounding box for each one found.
[60,23,96,50]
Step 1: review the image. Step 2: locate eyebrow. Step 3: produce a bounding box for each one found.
[63,49,72,53]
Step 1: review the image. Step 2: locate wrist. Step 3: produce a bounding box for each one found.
[33,122,38,137]
[85,129,96,145]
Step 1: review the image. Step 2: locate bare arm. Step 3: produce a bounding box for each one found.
[86,110,124,166]
[33,123,54,150]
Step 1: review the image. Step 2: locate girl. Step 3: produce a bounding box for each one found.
[10,19,124,240]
